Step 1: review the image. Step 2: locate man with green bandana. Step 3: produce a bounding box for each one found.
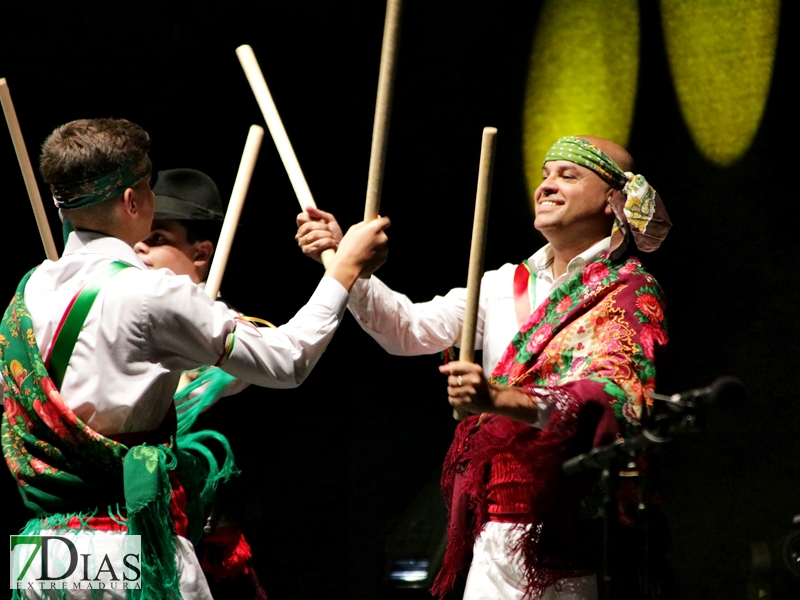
[296,135,671,599]
[1,117,390,599]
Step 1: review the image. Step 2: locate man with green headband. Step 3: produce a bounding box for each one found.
[2,118,390,599]
[296,135,671,599]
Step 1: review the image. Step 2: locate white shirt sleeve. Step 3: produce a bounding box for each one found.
[347,275,470,356]
[346,270,551,429]
[142,274,349,389]
[24,234,352,434]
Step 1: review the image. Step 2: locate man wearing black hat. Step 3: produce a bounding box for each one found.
[136,167,269,599]
[135,168,225,285]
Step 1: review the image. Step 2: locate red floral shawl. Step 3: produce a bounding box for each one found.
[432,254,668,598]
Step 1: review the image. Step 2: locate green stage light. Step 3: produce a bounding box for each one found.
[523,0,639,213]
[661,0,779,167]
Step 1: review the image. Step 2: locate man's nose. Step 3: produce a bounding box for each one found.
[536,176,557,196]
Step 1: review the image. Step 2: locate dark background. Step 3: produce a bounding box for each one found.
[1,1,796,599]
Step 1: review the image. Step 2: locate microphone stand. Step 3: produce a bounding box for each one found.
[562,377,743,600]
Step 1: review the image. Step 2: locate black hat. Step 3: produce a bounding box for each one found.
[152,168,224,221]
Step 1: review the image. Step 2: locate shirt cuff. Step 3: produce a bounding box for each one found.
[346,277,374,325]
[348,277,371,304]
[315,275,351,313]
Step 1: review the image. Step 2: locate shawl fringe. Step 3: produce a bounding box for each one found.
[433,382,618,598]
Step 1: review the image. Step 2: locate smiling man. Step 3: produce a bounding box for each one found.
[296,135,672,599]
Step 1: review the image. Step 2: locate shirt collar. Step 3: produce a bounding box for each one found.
[529,237,611,281]
[63,230,148,270]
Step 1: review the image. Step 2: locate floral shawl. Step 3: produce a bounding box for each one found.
[432,254,668,598]
[2,269,183,599]
[1,269,131,515]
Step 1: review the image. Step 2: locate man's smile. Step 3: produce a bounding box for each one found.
[537,199,563,210]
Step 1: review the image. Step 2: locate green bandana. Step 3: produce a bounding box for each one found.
[544,136,627,188]
[543,136,671,254]
[50,156,152,210]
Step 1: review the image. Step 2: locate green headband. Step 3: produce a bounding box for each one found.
[543,136,671,254]
[543,136,627,188]
[51,156,152,210]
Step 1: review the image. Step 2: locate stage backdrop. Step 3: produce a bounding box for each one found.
[1,1,794,598]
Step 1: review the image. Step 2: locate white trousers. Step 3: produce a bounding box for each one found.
[463,522,598,600]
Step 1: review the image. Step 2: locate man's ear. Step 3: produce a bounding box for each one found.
[605,187,623,216]
[192,240,215,267]
[121,188,137,217]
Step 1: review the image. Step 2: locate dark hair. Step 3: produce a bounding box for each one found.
[39,118,151,184]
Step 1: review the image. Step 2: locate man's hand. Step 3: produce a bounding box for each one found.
[439,360,541,424]
[440,361,494,414]
[324,216,390,291]
[296,206,343,264]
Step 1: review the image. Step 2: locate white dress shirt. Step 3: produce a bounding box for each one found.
[25,230,349,435]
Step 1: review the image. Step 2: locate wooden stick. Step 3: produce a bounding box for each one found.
[364,0,403,221]
[176,125,264,395]
[235,44,334,267]
[0,78,59,261]
[454,127,498,421]
[205,124,264,299]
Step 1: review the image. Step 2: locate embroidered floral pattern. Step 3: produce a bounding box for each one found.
[492,255,667,429]
[1,269,127,503]
[435,255,668,599]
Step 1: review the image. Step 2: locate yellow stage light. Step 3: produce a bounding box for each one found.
[523,0,640,213]
[661,0,779,166]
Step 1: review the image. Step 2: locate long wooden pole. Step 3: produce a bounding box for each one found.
[454,127,498,420]
[0,78,58,261]
[364,0,403,221]
[235,44,334,267]
[176,125,264,394]
[205,124,264,299]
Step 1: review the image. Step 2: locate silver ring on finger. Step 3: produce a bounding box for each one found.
[457,375,463,386]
